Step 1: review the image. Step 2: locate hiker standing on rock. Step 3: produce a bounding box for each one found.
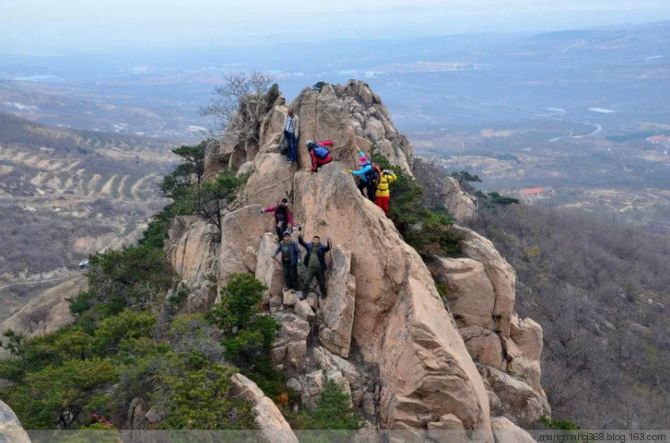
[298,234,331,298]
[283,107,300,164]
[263,198,295,241]
[306,140,333,173]
[375,169,397,216]
[351,151,379,202]
[273,231,300,291]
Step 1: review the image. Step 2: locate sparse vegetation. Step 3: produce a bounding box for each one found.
[372,152,461,257]
[474,204,670,428]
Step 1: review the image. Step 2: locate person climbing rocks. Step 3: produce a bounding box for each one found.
[273,231,300,291]
[375,169,397,216]
[351,151,379,202]
[262,198,295,241]
[306,140,332,173]
[283,107,300,164]
[298,234,331,298]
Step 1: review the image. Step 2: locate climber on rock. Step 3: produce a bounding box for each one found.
[375,169,397,216]
[351,151,379,202]
[306,140,332,173]
[282,107,300,164]
[298,234,331,298]
[273,231,300,291]
[262,198,295,241]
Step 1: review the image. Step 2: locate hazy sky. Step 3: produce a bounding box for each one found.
[3,0,670,54]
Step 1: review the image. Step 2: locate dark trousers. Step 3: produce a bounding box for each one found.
[358,181,376,202]
[303,267,327,297]
[284,130,298,162]
[282,262,299,291]
[275,221,288,241]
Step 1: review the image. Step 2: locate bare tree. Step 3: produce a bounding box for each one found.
[201,72,277,145]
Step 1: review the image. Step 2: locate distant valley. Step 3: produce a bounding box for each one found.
[0,112,175,321]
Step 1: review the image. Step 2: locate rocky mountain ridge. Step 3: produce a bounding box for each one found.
[168,80,549,440]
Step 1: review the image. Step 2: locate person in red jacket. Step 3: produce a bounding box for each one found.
[306,140,333,173]
[262,198,295,240]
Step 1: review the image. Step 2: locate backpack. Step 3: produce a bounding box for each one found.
[313,145,330,159]
[365,164,381,185]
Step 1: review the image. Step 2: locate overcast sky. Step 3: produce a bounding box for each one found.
[3,0,670,54]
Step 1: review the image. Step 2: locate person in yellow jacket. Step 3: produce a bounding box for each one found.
[375,169,397,216]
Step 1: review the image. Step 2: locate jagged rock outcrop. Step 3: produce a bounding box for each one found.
[292,165,491,434]
[230,373,299,443]
[442,177,477,224]
[166,216,218,310]
[428,225,550,426]
[413,158,477,224]
[318,246,356,358]
[204,80,413,181]
[0,400,31,443]
[167,80,548,438]
[0,275,86,359]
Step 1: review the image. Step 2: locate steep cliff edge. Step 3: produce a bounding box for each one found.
[168,80,548,436]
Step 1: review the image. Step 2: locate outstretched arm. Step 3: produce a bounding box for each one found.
[323,240,331,253]
[262,205,277,214]
[298,235,308,249]
[352,164,371,176]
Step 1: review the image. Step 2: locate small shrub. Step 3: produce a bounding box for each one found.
[291,378,362,430]
[92,310,156,356]
[207,273,267,332]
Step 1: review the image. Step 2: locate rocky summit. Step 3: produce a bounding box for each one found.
[167,80,549,439]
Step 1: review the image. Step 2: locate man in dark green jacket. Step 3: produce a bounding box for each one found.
[298,234,331,298]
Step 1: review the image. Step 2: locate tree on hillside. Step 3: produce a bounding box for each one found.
[161,142,207,200]
[198,172,243,239]
[201,72,277,145]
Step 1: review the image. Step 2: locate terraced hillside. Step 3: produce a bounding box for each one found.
[0,112,176,321]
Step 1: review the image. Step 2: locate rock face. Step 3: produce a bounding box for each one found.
[167,81,547,437]
[230,373,299,443]
[429,226,550,426]
[413,158,477,224]
[166,216,219,310]
[318,246,356,358]
[0,400,31,443]
[293,81,413,173]
[441,177,477,224]
[0,275,86,359]
[291,165,491,435]
[490,416,537,443]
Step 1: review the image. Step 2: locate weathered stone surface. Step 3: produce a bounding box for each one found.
[230,373,298,443]
[283,290,297,307]
[291,81,413,174]
[0,400,31,443]
[272,312,310,368]
[442,177,477,224]
[240,153,294,207]
[255,233,284,305]
[294,299,315,322]
[460,326,505,370]
[166,216,218,310]
[204,85,281,179]
[0,275,86,359]
[481,366,550,428]
[319,246,356,358]
[490,416,536,443]
[292,165,491,437]
[429,257,496,330]
[217,204,269,286]
[312,346,364,388]
[510,316,543,361]
[452,225,517,337]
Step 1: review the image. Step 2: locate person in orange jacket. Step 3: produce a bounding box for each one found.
[375,170,397,216]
